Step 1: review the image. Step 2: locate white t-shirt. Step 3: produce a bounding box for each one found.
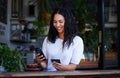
[42,36,84,71]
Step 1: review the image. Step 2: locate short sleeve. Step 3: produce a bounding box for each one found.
[70,36,84,64]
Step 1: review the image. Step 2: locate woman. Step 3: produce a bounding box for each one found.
[36,8,84,71]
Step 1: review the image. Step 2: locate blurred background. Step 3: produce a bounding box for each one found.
[0,0,120,72]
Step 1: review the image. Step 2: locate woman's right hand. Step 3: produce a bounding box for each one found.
[36,53,47,69]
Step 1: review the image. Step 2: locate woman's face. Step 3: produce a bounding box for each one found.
[53,13,65,35]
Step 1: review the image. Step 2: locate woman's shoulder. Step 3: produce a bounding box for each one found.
[72,36,84,47]
[72,36,83,44]
[73,36,83,41]
[42,36,47,43]
[43,36,52,43]
[44,36,48,40]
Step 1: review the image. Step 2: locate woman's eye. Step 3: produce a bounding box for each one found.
[60,21,63,23]
[59,20,64,23]
[53,20,64,24]
[53,21,57,23]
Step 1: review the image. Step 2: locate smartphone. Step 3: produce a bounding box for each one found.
[51,59,61,63]
[36,48,46,60]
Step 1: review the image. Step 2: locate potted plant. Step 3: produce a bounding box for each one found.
[32,0,52,37]
[0,45,25,72]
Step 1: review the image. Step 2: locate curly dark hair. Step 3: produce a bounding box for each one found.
[47,8,79,48]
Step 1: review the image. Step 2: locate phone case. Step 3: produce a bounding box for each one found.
[36,48,46,60]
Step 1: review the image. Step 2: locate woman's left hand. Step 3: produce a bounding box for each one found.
[52,62,67,70]
[52,62,77,71]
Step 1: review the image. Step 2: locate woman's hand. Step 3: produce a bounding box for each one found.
[36,53,47,69]
[52,62,78,71]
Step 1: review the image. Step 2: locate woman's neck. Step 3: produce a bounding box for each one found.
[59,33,64,40]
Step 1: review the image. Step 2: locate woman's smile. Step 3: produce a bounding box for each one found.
[53,14,65,34]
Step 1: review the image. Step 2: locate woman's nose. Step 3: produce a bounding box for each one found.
[56,22,60,27]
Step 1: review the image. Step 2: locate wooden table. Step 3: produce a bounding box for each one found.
[0,70,120,78]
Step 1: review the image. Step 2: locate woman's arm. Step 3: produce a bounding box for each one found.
[36,37,48,69]
[36,53,47,69]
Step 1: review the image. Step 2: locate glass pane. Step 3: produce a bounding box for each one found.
[74,0,98,69]
[104,0,118,68]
